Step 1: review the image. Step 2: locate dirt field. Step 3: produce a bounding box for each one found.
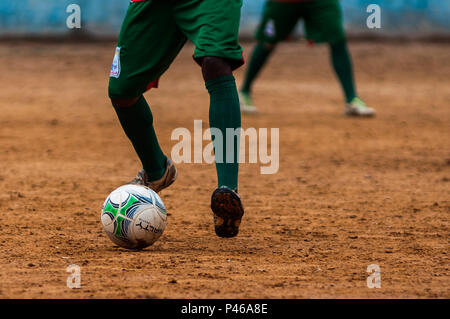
[0,40,448,299]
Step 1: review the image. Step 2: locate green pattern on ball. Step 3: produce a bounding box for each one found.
[104,195,140,238]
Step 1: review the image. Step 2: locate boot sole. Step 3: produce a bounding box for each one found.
[211,188,244,238]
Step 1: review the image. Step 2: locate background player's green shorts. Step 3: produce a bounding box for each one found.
[256,0,345,45]
[109,0,244,99]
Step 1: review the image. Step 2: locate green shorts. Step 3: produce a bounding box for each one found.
[109,0,244,99]
[255,0,345,45]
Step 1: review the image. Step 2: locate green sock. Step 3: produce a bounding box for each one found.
[241,42,273,94]
[330,40,357,103]
[113,96,166,181]
[206,75,241,190]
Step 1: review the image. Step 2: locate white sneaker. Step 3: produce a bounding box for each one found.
[345,97,376,117]
[239,91,258,114]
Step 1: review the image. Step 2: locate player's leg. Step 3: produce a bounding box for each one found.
[304,0,375,116]
[175,0,245,237]
[202,57,240,190]
[330,40,376,116]
[108,0,186,191]
[239,43,275,113]
[330,39,356,104]
[204,63,244,238]
[240,1,300,113]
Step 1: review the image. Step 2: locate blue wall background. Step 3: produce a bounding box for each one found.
[0,0,449,37]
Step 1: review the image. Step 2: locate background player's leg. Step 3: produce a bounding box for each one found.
[112,97,167,181]
[330,40,376,116]
[329,39,356,103]
[239,1,299,112]
[241,42,275,95]
[304,0,375,116]
[202,57,241,191]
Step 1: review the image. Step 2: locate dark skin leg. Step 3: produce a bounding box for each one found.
[111,96,140,109]
[264,43,276,51]
[201,56,233,82]
[111,56,233,107]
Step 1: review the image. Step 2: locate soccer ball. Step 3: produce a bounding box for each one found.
[101,184,167,249]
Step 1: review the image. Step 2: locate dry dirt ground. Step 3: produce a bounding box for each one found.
[0,40,449,299]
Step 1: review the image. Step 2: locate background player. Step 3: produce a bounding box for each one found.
[108,0,245,238]
[239,0,376,116]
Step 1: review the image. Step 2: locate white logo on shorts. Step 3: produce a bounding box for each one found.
[110,47,121,78]
[264,20,276,38]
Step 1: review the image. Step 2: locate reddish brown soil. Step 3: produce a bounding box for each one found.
[0,41,448,298]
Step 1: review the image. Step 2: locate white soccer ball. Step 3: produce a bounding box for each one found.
[101,184,167,249]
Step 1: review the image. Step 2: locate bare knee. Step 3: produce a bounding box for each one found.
[111,96,140,109]
[201,57,233,82]
[264,42,276,51]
